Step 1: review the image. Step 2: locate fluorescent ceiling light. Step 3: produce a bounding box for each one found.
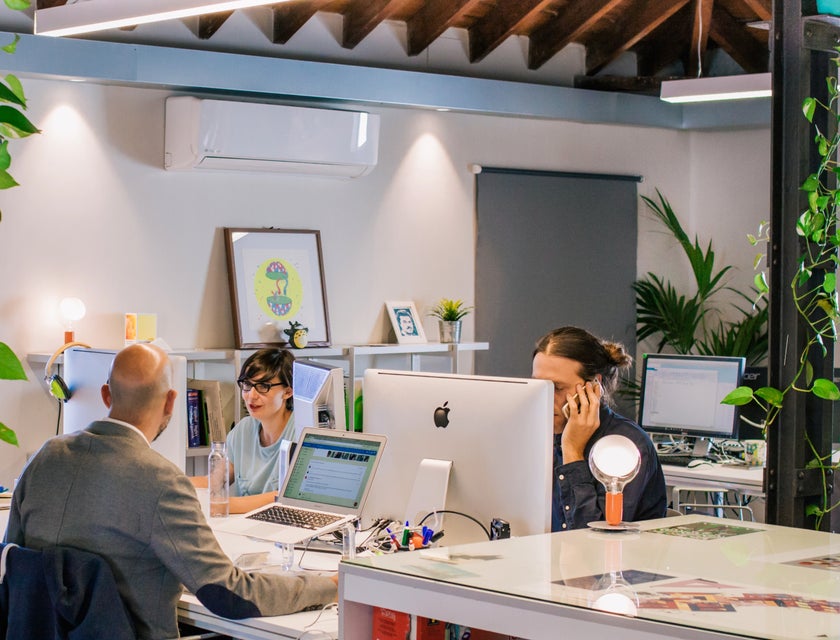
[660,73,772,104]
[35,0,288,38]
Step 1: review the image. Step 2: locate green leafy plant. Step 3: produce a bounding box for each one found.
[633,190,768,363]
[0,18,39,218]
[0,342,24,446]
[0,0,35,446]
[722,53,840,529]
[428,298,473,322]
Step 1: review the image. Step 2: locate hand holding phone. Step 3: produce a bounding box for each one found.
[561,380,601,420]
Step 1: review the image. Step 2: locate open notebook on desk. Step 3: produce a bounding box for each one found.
[214,428,386,544]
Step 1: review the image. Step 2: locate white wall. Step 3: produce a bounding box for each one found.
[0,77,770,486]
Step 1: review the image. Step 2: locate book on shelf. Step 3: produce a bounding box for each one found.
[371,607,410,640]
[187,378,228,445]
[186,388,203,448]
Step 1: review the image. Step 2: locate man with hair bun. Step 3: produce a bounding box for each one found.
[532,326,666,531]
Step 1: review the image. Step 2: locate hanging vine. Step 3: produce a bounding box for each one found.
[723,52,840,530]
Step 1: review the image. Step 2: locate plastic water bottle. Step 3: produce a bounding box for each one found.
[208,441,229,518]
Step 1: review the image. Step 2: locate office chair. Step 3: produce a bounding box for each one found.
[0,542,135,639]
[0,542,223,640]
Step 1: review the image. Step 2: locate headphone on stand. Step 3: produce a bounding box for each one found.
[44,341,91,402]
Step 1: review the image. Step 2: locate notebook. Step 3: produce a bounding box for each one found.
[213,428,387,544]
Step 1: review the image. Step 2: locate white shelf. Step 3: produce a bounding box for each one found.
[348,342,489,356]
[29,341,490,459]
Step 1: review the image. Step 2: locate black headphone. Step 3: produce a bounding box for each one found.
[44,341,91,402]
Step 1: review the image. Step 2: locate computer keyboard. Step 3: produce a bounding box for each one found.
[658,454,706,467]
[247,505,343,530]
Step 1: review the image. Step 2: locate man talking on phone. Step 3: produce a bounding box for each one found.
[532,326,666,531]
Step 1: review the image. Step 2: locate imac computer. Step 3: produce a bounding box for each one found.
[64,347,188,471]
[280,359,347,487]
[292,359,347,438]
[361,369,554,546]
[638,353,745,457]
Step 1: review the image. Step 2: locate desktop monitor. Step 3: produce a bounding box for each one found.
[292,359,346,439]
[361,369,554,546]
[63,347,188,471]
[638,353,745,454]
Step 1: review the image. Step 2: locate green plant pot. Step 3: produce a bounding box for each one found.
[439,320,462,344]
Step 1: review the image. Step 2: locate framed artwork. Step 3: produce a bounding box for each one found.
[386,300,427,344]
[224,228,331,348]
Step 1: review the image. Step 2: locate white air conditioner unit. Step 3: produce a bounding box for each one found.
[164,97,379,178]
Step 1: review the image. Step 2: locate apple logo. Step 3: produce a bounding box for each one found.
[433,401,450,428]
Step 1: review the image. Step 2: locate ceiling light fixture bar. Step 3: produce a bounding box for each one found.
[35,0,289,38]
[660,72,772,103]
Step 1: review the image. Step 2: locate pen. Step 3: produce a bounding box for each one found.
[386,527,401,550]
[422,527,434,545]
[430,530,445,543]
[401,521,410,546]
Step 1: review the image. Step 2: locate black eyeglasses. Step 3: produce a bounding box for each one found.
[237,379,285,394]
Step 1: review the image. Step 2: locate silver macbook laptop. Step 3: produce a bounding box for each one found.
[213,428,386,544]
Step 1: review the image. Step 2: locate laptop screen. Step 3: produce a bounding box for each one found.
[281,429,385,510]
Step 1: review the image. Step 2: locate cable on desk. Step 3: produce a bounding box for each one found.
[297,537,338,573]
[294,602,338,640]
[419,510,492,540]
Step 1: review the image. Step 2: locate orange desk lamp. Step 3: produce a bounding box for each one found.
[588,434,641,528]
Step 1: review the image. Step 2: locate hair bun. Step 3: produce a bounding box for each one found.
[603,341,632,369]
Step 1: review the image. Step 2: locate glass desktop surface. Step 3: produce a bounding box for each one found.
[343,515,840,640]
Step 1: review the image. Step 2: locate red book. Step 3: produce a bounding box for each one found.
[415,616,446,640]
[372,607,410,640]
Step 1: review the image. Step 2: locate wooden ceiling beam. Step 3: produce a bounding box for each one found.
[574,73,664,95]
[197,11,233,40]
[528,0,626,70]
[468,0,554,64]
[585,0,690,75]
[406,0,481,57]
[734,0,771,21]
[272,0,333,44]
[708,3,768,72]
[687,0,714,77]
[35,0,67,8]
[635,9,692,77]
[342,0,397,50]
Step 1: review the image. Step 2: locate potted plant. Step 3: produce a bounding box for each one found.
[0,0,38,448]
[633,190,768,363]
[428,298,473,343]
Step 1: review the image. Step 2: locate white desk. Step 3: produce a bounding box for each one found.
[178,593,337,640]
[661,462,765,497]
[177,505,341,640]
[340,514,840,640]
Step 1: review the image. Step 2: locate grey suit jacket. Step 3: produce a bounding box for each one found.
[5,420,336,640]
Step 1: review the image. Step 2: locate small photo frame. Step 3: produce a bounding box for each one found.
[386,301,427,344]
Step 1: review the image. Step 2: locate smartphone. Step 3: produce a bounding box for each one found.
[561,380,601,420]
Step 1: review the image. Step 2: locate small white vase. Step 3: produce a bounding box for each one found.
[439,320,462,343]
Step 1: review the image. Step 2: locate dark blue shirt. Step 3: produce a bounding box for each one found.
[552,405,667,531]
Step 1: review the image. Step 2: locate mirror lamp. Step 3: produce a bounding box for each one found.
[588,434,641,526]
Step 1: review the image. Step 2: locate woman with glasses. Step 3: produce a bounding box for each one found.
[192,348,295,513]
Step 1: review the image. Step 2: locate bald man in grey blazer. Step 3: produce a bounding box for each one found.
[6,343,337,640]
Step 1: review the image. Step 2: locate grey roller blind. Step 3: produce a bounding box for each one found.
[475,168,640,398]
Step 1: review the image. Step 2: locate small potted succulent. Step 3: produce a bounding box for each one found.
[428,298,473,343]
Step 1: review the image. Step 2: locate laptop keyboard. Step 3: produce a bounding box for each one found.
[247,505,343,530]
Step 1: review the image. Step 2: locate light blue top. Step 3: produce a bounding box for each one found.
[225,415,295,497]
